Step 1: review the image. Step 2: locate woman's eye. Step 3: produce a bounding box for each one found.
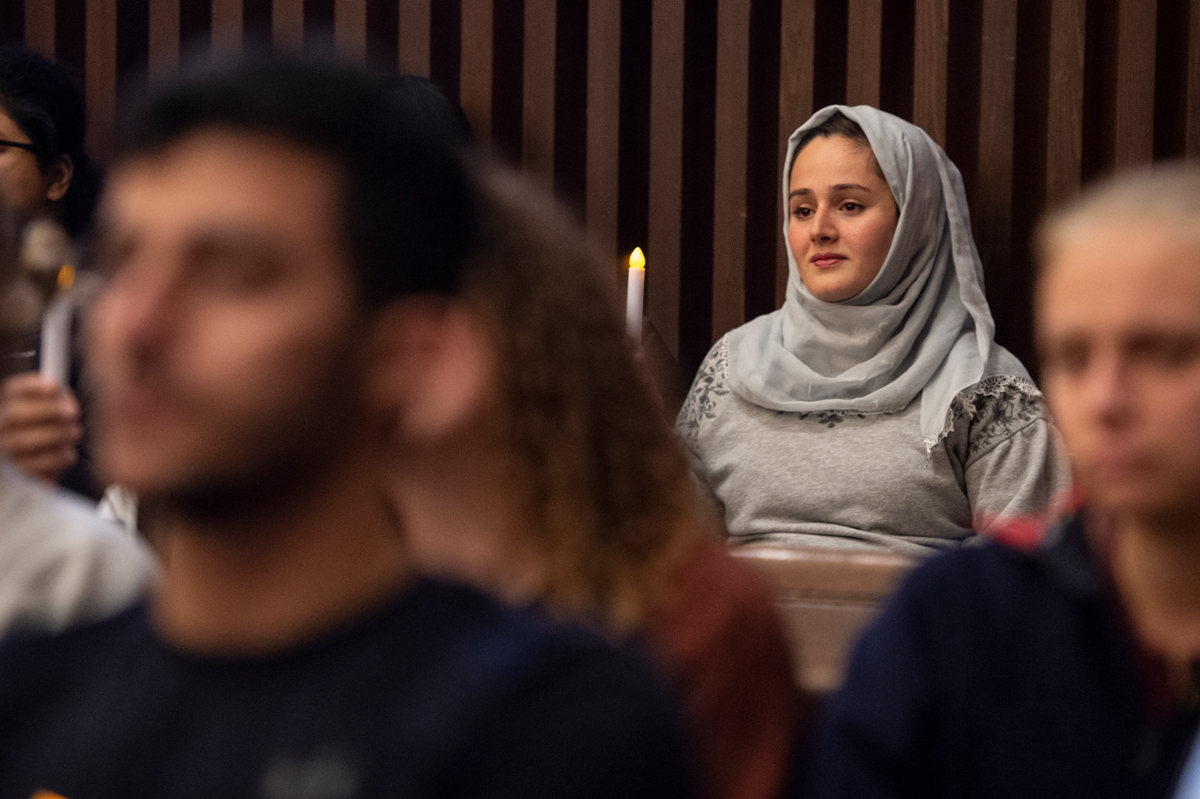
[791,206,812,218]
[841,202,862,212]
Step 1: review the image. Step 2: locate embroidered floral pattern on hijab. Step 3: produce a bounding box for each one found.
[726,104,1030,452]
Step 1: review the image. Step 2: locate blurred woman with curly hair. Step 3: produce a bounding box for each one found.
[385,162,803,799]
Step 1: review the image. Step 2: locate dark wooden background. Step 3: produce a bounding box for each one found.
[5,0,1198,395]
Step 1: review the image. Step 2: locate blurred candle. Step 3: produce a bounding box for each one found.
[626,247,645,340]
[40,265,74,385]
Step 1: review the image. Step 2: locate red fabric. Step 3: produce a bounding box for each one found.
[643,541,805,799]
[984,516,1047,551]
[985,488,1088,551]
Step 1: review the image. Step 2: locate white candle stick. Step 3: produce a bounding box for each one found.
[22,221,75,387]
[626,247,645,340]
[40,290,71,385]
[40,265,74,386]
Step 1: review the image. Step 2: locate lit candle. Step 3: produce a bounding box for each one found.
[626,247,645,340]
[40,264,74,385]
[20,220,75,387]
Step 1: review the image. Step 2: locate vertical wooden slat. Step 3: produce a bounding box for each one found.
[913,0,948,145]
[24,0,53,58]
[273,0,303,51]
[846,0,882,107]
[586,0,621,260]
[85,0,117,159]
[776,0,816,306]
[212,0,243,54]
[523,0,555,187]
[56,0,86,83]
[1114,0,1157,167]
[976,0,1017,269]
[398,0,430,76]
[147,0,179,81]
[335,0,367,62]
[648,0,686,358]
[1189,0,1200,156]
[459,0,492,139]
[1046,0,1085,205]
[712,0,751,339]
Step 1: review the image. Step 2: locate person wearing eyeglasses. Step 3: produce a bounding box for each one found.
[0,45,103,497]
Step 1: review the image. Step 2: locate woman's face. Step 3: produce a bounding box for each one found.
[0,110,68,223]
[787,135,898,302]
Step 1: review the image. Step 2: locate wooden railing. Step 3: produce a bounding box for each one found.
[732,544,917,693]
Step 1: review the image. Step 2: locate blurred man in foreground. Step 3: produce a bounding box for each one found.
[800,165,1200,798]
[0,57,689,797]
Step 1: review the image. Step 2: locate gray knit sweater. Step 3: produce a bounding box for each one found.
[677,336,1070,555]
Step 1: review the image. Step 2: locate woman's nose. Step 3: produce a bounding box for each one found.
[809,207,836,242]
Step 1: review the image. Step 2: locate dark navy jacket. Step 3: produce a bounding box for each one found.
[800,513,1200,799]
[0,579,691,799]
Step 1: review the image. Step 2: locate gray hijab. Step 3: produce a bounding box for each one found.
[727,105,1029,451]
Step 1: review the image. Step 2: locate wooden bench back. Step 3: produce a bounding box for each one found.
[732,545,917,695]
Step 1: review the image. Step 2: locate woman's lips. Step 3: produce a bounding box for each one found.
[811,253,846,268]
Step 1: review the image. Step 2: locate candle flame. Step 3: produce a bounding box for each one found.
[629,247,645,270]
[57,264,75,290]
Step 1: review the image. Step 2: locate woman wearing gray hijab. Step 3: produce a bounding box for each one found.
[677,106,1068,554]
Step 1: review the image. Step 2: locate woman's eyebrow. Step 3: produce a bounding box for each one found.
[789,183,875,199]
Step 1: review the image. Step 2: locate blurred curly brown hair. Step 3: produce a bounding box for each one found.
[463,164,709,632]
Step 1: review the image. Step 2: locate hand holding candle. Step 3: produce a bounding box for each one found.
[626,247,645,340]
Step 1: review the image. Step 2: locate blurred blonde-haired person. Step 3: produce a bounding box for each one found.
[799,164,1200,799]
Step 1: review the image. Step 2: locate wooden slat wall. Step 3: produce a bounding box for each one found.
[975,0,1017,275]
[912,0,947,146]
[711,0,750,339]
[12,0,1200,381]
[845,0,881,108]
[1046,0,1085,207]
[776,0,815,306]
[647,0,685,360]
[585,0,620,259]
[1191,0,1200,155]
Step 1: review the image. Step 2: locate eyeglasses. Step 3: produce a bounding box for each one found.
[0,138,35,152]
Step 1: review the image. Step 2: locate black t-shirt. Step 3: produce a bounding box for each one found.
[0,579,692,799]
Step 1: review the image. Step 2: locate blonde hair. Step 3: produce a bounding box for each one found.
[463,164,708,632]
[1036,162,1200,271]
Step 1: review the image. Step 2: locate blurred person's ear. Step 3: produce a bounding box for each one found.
[367,297,494,443]
[45,154,73,203]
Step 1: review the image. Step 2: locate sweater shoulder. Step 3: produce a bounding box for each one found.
[677,336,733,440]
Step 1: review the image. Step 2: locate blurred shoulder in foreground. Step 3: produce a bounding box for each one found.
[0,458,154,635]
